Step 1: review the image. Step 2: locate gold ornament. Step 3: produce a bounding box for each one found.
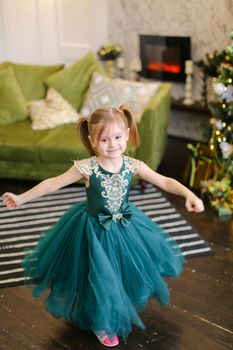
[210,118,217,126]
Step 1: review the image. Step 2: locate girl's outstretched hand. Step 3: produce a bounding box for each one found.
[2,192,20,209]
[185,193,205,213]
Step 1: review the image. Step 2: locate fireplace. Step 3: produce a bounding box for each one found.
[139,35,191,82]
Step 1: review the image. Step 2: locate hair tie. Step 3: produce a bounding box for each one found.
[116,107,123,113]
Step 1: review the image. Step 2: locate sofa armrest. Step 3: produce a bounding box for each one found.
[135,83,172,170]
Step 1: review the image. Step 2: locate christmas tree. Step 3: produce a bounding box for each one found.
[202,32,233,216]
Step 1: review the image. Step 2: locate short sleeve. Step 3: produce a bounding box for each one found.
[131,158,143,174]
[124,156,143,175]
[73,158,93,176]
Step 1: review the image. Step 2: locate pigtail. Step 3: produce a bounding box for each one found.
[119,104,140,148]
[77,117,95,156]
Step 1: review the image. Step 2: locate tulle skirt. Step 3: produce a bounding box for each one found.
[22,201,185,339]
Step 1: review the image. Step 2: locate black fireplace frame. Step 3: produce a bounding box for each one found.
[139,34,191,83]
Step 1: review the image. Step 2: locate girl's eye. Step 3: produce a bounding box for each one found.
[101,139,107,142]
[116,135,122,139]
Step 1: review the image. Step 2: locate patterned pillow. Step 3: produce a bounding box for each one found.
[80,72,160,122]
[28,87,80,130]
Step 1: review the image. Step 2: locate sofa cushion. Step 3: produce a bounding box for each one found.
[28,88,81,130]
[45,51,106,111]
[80,72,160,122]
[9,62,64,101]
[38,124,89,162]
[0,119,49,161]
[0,67,28,125]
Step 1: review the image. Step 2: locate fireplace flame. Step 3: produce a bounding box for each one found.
[147,62,181,74]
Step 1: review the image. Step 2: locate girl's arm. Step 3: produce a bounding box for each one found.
[137,163,204,213]
[3,165,83,209]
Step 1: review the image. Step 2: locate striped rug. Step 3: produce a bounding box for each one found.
[0,184,212,288]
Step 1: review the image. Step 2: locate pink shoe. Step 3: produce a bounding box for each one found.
[94,331,119,347]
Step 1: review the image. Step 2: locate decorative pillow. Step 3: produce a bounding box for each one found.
[112,78,160,121]
[45,51,106,111]
[10,62,64,101]
[0,66,28,125]
[80,72,160,122]
[28,87,80,130]
[80,72,120,117]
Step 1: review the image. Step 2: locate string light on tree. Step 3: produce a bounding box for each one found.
[200,32,233,216]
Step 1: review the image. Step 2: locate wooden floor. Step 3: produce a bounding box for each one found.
[1,136,233,350]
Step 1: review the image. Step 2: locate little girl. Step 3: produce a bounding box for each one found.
[3,105,204,347]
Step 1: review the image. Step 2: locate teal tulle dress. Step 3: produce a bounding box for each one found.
[23,156,185,339]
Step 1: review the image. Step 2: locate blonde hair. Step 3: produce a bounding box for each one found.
[77,105,140,155]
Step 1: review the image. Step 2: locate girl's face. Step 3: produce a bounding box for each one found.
[90,121,129,159]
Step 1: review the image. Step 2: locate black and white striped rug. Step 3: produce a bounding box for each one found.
[0,184,212,288]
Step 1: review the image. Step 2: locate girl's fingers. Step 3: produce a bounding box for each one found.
[186,204,195,212]
[186,198,204,213]
[2,193,18,209]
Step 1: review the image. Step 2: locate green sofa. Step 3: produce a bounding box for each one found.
[0,54,171,181]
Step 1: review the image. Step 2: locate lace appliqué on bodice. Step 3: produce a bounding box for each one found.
[100,173,128,213]
[74,156,143,213]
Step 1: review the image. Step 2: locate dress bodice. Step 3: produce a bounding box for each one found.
[74,156,142,218]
